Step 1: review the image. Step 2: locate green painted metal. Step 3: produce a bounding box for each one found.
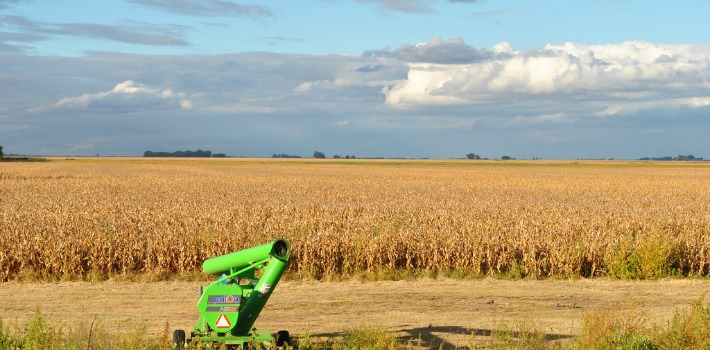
[181,239,291,348]
[202,239,290,275]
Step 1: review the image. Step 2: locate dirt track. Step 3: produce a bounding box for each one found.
[1,278,708,348]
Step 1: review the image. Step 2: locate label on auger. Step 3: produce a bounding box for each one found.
[215,314,231,328]
[197,285,243,332]
[208,295,241,304]
[206,306,238,312]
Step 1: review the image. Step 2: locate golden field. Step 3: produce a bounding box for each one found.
[1,158,708,281]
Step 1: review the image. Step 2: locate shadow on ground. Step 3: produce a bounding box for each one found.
[310,325,574,349]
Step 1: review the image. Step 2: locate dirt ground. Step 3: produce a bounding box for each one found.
[1,278,708,348]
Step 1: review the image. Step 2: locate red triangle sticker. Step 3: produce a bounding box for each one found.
[215,314,231,328]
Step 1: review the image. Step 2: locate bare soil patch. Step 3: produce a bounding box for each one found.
[1,278,708,348]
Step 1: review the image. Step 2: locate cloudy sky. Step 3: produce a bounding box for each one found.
[1,0,709,159]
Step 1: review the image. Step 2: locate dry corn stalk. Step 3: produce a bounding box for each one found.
[0,159,708,281]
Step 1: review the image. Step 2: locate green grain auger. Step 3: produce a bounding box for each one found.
[173,239,291,349]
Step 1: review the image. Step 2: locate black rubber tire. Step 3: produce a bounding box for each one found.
[173,329,186,349]
[276,330,290,347]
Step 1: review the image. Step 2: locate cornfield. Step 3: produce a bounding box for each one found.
[1,158,708,281]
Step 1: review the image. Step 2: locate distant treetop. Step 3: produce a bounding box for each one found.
[144,150,213,158]
[639,154,704,161]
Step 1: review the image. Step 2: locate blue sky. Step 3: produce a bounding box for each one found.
[1,0,710,159]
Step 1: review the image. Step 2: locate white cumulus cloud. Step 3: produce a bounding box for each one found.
[384,41,710,110]
[31,80,192,112]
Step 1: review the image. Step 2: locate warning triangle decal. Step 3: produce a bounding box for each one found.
[215,314,231,328]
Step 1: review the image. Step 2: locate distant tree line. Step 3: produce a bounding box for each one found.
[312,151,357,159]
[639,154,704,161]
[144,150,213,157]
[272,154,302,158]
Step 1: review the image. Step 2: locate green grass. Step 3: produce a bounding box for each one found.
[0,157,48,162]
[0,310,174,350]
[3,296,707,349]
[574,296,710,350]
[607,230,678,280]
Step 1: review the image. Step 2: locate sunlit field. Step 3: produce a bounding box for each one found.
[1,158,708,282]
